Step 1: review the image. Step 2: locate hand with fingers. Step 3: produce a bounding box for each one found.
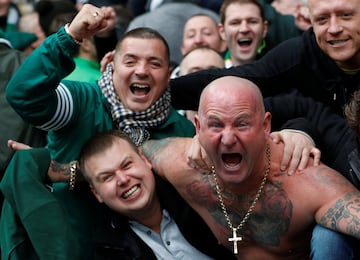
[65,4,116,44]
[270,129,321,175]
[186,135,212,172]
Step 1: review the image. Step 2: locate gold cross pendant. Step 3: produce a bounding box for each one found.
[228,228,242,254]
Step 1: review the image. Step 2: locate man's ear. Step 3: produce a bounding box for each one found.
[217,23,228,52]
[194,114,201,135]
[218,23,226,41]
[138,148,153,170]
[90,184,104,203]
[264,111,272,136]
[262,20,269,40]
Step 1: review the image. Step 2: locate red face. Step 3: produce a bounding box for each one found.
[85,139,157,220]
[195,77,271,189]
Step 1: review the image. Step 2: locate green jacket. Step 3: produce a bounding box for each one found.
[5,26,195,259]
[0,148,80,260]
[6,27,195,163]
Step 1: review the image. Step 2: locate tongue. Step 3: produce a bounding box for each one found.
[132,88,148,96]
[222,154,241,166]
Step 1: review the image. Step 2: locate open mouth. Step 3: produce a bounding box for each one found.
[130,84,150,95]
[237,38,252,47]
[122,185,140,199]
[328,39,348,46]
[222,153,242,168]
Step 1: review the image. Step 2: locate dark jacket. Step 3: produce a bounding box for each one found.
[0,43,47,178]
[93,175,235,260]
[0,148,81,260]
[264,92,360,188]
[0,42,47,210]
[170,27,360,116]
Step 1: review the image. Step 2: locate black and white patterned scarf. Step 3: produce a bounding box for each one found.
[98,64,171,146]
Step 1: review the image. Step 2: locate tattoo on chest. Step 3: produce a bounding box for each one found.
[187,175,293,247]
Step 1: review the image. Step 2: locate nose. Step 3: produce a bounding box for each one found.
[115,171,130,186]
[328,16,343,34]
[239,21,250,32]
[221,129,236,147]
[134,62,148,76]
[194,33,205,45]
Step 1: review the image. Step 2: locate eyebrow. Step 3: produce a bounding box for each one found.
[122,53,165,63]
[93,155,132,180]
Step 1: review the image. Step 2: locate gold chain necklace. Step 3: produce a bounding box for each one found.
[211,143,271,255]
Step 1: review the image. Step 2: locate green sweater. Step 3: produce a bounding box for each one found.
[5,26,195,259]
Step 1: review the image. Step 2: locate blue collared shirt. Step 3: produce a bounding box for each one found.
[129,209,213,260]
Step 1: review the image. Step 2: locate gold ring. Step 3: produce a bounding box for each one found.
[93,11,99,17]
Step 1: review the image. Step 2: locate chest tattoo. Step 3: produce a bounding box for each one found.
[186,175,292,247]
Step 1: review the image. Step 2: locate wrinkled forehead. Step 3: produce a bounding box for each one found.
[116,37,169,61]
[199,77,261,114]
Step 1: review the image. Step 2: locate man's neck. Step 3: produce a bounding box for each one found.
[133,199,163,233]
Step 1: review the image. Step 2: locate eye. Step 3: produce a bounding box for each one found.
[123,161,132,169]
[342,12,353,19]
[229,20,240,26]
[208,120,222,129]
[235,118,251,129]
[202,29,213,36]
[101,173,113,182]
[186,31,196,39]
[315,16,328,24]
[124,60,135,66]
[150,61,162,68]
[249,19,259,25]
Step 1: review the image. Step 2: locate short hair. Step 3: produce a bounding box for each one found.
[116,27,170,64]
[185,13,219,27]
[220,0,265,24]
[345,90,360,139]
[79,130,137,182]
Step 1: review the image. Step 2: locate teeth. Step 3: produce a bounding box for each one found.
[132,84,149,89]
[329,40,347,45]
[122,185,139,199]
[238,38,251,43]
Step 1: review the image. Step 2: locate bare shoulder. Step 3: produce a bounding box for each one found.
[141,137,193,179]
[303,163,356,191]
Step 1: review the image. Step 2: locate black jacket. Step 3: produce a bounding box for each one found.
[93,175,235,260]
[170,27,360,116]
[264,92,360,188]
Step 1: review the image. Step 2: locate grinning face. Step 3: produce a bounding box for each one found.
[85,138,158,221]
[195,76,271,190]
[309,0,360,69]
[181,15,226,55]
[111,37,171,112]
[219,2,268,66]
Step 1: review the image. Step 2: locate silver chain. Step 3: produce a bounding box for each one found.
[212,142,271,233]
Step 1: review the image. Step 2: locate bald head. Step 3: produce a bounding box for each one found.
[179,47,225,76]
[198,76,265,118]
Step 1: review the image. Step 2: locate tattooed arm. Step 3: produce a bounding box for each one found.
[317,189,360,239]
[47,160,84,183]
[141,137,195,180]
[311,166,360,239]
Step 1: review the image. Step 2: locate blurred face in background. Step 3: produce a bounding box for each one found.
[219,2,268,66]
[181,15,226,55]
